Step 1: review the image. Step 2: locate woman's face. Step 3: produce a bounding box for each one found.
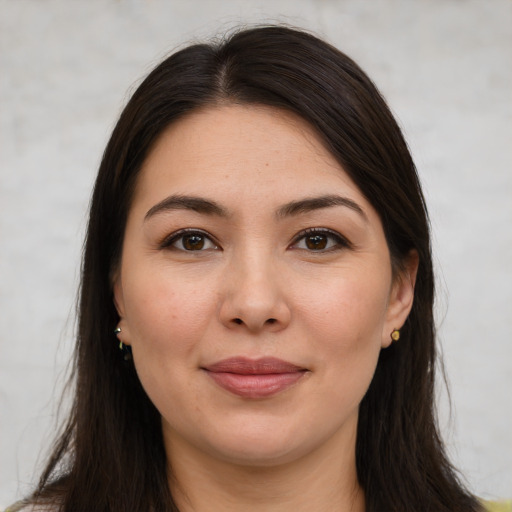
[114,105,416,467]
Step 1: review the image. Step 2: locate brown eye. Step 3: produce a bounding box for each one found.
[182,234,206,250]
[163,230,218,251]
[305,234,328,250]
[291,229,348,252]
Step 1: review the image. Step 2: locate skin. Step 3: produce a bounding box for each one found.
[113,105,418,512]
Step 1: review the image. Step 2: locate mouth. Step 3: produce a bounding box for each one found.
[202,357,308,399]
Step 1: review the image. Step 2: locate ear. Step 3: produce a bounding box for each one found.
[113,276,125,317]
[112,275,132,346]
[381,250,419,348]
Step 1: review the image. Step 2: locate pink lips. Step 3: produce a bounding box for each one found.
[203,357,307,399]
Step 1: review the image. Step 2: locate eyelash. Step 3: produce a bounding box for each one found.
[159,229,219,251]
[289,228,351,252]
[159,227,351,253]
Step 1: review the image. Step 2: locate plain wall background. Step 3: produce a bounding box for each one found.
[1,0,511,507]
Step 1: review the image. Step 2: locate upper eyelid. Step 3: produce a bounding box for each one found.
[290,228,351,247]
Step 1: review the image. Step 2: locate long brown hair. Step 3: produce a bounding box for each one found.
[24,25,481,512]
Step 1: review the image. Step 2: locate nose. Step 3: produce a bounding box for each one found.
[218,252,291,333]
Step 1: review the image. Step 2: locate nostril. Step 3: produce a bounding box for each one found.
[230,317,279,328]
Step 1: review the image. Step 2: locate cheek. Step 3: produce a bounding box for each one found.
[120,268,219,420]
[298,269,390,343]
[122,266,218,358]
[295,268,390,395]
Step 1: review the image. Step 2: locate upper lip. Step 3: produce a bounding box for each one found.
[203,357,305,374]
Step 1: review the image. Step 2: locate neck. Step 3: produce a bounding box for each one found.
[165,418,365,512]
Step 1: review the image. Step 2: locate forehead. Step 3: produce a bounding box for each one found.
[133,104,369,213]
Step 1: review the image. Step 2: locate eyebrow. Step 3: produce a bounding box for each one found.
[145,195,228,220]
[276,195,367,221]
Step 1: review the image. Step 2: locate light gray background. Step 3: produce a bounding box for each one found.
[1,0,511,507]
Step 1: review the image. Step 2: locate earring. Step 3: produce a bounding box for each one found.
[391,329,400,342]
[114,326,132,360]
[114,326,123,349]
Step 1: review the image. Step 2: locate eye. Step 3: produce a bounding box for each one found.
[161,229,218,251]
[291,228,349,252]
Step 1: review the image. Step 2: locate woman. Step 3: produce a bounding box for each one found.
[11,25,503,512]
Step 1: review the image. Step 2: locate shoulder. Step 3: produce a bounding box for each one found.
[482,500,512,512]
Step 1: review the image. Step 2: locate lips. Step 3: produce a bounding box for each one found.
[202,357,307,398]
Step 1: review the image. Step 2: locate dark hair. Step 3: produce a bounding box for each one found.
[24,25,481,512]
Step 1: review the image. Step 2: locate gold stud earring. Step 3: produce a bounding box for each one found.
[391,329,400,342]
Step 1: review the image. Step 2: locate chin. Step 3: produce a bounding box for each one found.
[214,441,306,468]
[201,423,321,468]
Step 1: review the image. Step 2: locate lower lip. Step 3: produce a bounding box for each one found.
[205,371,306,398]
